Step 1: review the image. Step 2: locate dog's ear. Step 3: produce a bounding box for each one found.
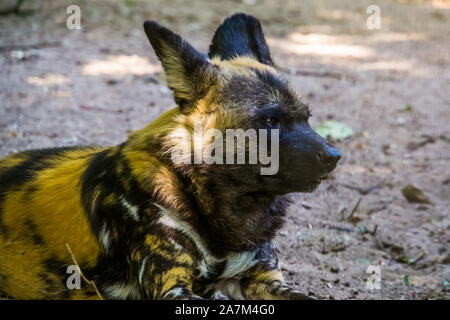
[208,13,273,66]
[144,21,216,113]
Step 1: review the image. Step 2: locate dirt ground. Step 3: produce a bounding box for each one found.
[0,0,449,299]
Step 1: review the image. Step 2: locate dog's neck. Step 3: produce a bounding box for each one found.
[171,166,289,257]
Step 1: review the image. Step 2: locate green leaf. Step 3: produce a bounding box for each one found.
[315,121,354,140]
[356,258,371,265]
[397,104,413,112]
[399,256,410,264]
[401,184,432,204]
[404,275,410,286]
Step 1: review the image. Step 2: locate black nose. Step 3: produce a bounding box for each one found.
[317,147,341,171]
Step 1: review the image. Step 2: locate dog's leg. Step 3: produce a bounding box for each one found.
[138,257,202,299]
[240,268,312,300]
[132,236,202,300]
[239,242,313,300]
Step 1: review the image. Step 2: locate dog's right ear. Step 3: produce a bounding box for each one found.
[208,13,274,66]
[144,21,216,113]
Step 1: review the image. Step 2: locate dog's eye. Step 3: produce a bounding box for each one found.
[266,117,279,127]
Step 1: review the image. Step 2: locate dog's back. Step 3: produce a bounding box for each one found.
[0,147,104,299]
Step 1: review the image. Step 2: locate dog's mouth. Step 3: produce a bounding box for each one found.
[258,172,329,194]
[299,179,323,193]
[315,172,330,183]
[299,174,330,193]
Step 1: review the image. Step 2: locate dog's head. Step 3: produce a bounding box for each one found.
[143,13,340,195]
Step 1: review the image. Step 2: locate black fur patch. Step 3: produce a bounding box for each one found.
[222,69,310,128]
[24,218,44,245]
[43,258,72,299]
[80,146,160,257]
[83,253,133,298]
[0,147,81,234]
[80,149,118,234]
[209,13,273,65]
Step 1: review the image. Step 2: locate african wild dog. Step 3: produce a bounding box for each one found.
[0,13,340,299]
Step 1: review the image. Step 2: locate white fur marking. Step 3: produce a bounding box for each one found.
[98,169,107,178]
[120,195,139,221]
[163,287,184,298]
[154,203,221,275]
[221,251,258,278]
[215,279,245,300]
[154,203,259,282]
[103,282,141,299]
[99,223,111,252]
[168,238,183,251]
[139,256,149,285]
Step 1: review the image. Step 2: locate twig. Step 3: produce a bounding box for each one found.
[279,67,344,80]
[318,222,354,232]
[408,250,426,265]
[328,225,354,233]
[362,224,384,250]
[374,236,385,250]
[339,207,347,220]
[66,243,104,300]
[0,41,61,52]
[301,201,312,210]
[368,224,378,236]
[366,199,395,215]
[346,197,362,221]
[407,135,435,151]
[342,180,385,195]
[80,105,123,114]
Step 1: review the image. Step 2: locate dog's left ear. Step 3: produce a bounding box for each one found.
[144,20,216,113]
[208,13,274,66]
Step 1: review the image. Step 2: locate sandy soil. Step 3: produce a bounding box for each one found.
[0,0,449,299]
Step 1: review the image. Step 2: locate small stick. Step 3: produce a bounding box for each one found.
[365,224,384,250]
[280,67,344,80]
[328,225,354,233]
[347,197,362,221]
[339,207,347,220]
[80,104,123,114]
[368,224,378,236]
[342,180,385,195]
[66,243,104,300]
[367,199,395,215]
[407,135,435,151]
[408,250,426,265]
[374,236,385,250]
[0,41,61,52]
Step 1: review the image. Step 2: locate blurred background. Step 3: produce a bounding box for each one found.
[0,0,449,299]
